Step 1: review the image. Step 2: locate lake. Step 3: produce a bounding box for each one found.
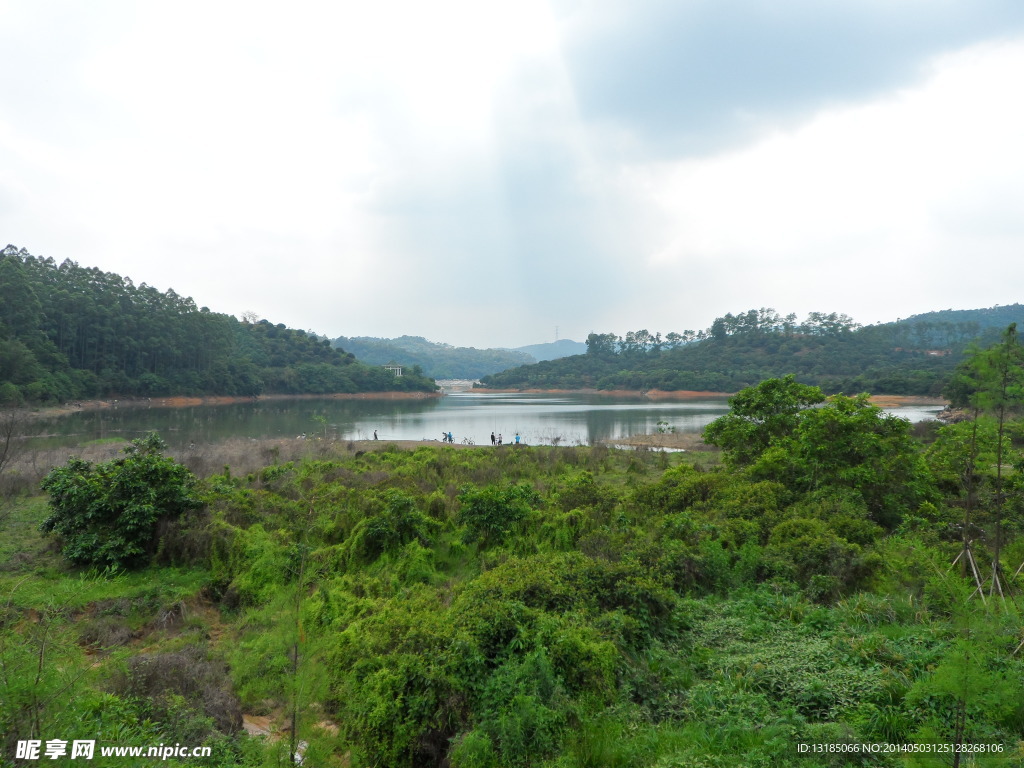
[28,390,945,449]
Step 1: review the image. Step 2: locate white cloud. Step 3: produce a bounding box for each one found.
[2,2,1023,347]
[632,39,1024,330]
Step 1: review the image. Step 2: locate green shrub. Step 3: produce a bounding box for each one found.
[40,433,201,568]
[344,490,439,565]
[765,518,877,598]
[478,650,569,766]
[449,729,499,768]
[457,483,541,546]
[554,471,617,514]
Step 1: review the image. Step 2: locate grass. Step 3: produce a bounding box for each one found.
[0,495,211,611]
[0,495,51,565]
[82,437,129,446]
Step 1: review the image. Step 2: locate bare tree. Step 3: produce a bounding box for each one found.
[0,408,30,499]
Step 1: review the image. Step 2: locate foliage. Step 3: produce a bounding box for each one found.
[704,382,936,530]
[703,375,824,466]
[7,398,1024,767]
[0,244,435,402]
[479,305,1024,395]
[457,483,541,545]
[345,489,440,564]
[926,419,1008,515]
[40,433,201,568]
[944,323,1024,411]
[942,324,1024,588]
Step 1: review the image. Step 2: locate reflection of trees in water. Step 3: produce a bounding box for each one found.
[579,405,726,443]
[33,397,446,448]
[30,396,939,450]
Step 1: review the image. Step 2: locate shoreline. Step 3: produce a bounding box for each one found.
[25,390,442,419]
[473,387,946,406]
[473,387,734,399]
[24,389,946,421]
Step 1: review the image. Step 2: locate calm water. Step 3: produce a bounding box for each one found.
[28,392,945,449]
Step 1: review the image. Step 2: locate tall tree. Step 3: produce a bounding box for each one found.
[703,375,825,467]
[944,324,1024,599]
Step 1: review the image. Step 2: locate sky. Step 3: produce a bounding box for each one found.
[3,1,1024,349]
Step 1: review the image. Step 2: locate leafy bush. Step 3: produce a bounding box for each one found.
[344,490,439,565]
[457,483,541,545]
[765,518,878,598]
[40,433,201,568]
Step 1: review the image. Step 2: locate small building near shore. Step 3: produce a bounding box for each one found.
[383,364,403,377]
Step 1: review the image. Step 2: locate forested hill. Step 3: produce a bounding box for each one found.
[478,307,1024,395]
[897,304,1024,331]
[0,245,435,404]
[332,335,536,379]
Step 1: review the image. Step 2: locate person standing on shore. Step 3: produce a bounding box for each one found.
[490,431,496,445]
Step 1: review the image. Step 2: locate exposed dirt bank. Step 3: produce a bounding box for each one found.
[25,390,442,419]
[475,387,732,399]
[478,388,946,406]
[865,395,947,407]
[27,390,944,420]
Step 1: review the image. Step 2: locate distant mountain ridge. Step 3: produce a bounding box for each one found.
[332,335,585,379]
[511,339,587,362]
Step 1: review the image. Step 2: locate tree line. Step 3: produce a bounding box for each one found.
[0,245,435,404]
[478,306,1022,394]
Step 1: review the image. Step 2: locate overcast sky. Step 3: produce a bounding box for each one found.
[3,1,1024,349]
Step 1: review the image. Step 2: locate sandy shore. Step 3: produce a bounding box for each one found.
[600,432,715,451]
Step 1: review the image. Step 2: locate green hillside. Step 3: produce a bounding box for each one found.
[479,307,1024,395]
[0,245,435,404]
[897,304,1024,331]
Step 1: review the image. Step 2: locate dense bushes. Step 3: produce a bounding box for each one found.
[147,417,1015,766]
[40,433,201,568]
[19,373,1024,766]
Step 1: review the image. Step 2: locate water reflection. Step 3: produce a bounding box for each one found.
[29,392,942,449]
